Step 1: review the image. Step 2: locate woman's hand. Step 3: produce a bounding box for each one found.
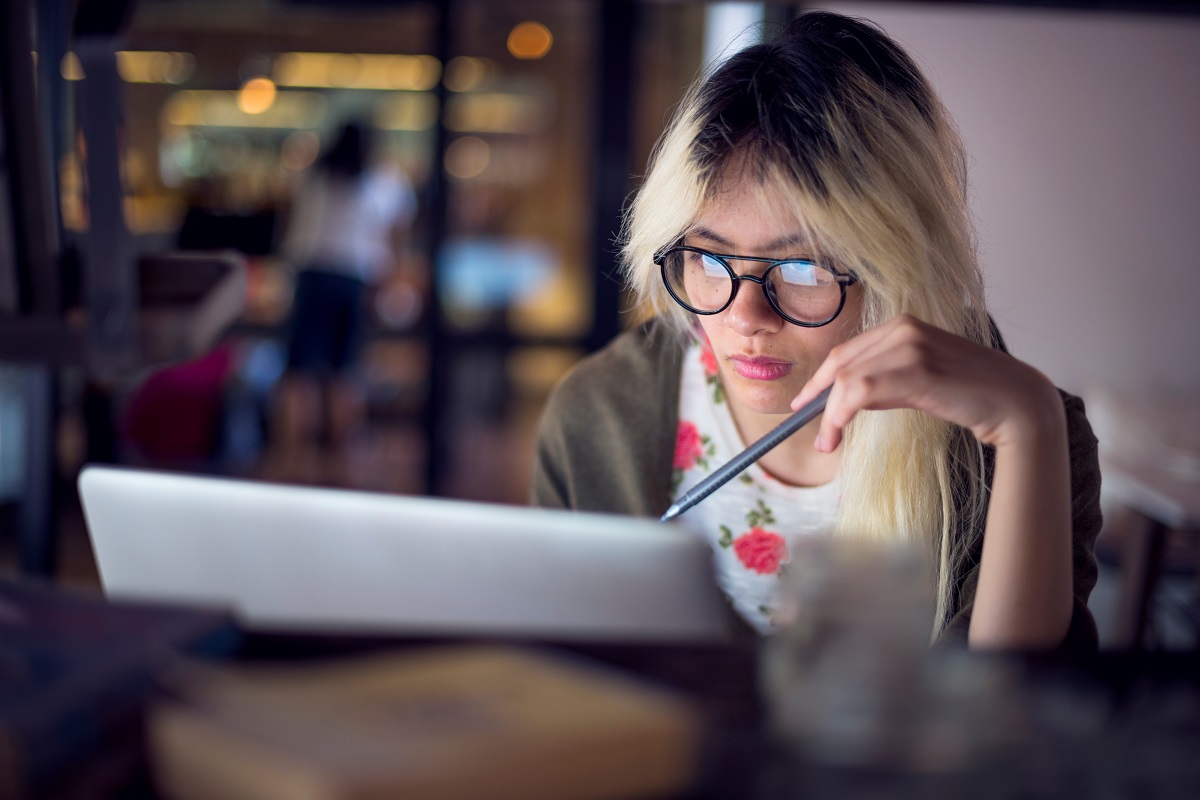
[792,314,1074,649]
[791,315,1063,453]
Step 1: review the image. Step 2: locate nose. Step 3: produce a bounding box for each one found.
[723,273,782,337]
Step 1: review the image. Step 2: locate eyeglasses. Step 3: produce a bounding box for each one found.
[656,245,859,328]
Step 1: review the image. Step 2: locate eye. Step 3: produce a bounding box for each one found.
[777,260,833,287]
[699,252,727,278]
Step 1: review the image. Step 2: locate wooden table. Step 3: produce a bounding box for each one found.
[18,613,1200,800]
[64,637,1200,799]
[1102,454,1200,648]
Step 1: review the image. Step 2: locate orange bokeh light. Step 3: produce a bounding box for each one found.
[507,21,552,60]
[237,76,277,115]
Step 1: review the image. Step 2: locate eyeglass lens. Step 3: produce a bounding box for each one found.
[661,248,843,325]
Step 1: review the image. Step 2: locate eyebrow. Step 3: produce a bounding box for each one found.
[687,225,811,254]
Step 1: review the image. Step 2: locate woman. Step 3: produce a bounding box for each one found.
[532,11,1101,650]
[276,122,416,453]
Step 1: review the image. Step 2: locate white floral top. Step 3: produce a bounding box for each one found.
[672,336,840,633]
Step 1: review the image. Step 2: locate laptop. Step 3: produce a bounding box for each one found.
[78,466,732,642]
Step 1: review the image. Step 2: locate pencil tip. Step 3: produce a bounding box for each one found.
[659,505,681,523]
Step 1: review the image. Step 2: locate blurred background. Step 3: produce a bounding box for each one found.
[1,0,1198,648]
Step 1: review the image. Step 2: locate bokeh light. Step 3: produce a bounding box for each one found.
[445,136,490,179]
[445,56,492,92]
[281,130,321,171]
[507,21,553,60]
[60,52,84,80]
[237,76,277,115]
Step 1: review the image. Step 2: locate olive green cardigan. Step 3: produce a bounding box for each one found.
[531,319,1103,649]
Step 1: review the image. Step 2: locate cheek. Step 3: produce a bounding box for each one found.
[822,289,864,347]
[692,289,862,365]
[827,311,861,349]
[779,296,862,368]
[694,316,720,348]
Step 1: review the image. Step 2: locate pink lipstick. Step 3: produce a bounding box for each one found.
[730,355,792,381]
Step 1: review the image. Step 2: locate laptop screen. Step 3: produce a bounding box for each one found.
[79,466,732,642]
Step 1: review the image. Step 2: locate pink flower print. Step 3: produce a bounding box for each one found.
[699,343,719,378]
[733,528,788,575]
[696,335,725,404]
[674,421,705,471]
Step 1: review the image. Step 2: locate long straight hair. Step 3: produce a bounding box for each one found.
[622,11,992,636]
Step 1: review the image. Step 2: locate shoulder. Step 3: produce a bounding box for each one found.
[539,319,685,447]
[548,319,683,410]
[532,318,686,514]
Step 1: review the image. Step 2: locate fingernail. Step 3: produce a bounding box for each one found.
[814,434,827,452]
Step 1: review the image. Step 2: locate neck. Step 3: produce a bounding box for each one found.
[728,403,841,487]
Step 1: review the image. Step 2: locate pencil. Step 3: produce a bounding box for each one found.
[659,386,832,523]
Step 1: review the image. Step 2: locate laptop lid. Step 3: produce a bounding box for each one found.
[78,466,731,642]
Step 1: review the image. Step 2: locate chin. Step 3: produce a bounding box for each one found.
[728,382,796,418]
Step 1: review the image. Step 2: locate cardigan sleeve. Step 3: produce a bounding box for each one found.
[937,390,1103,650]
[530,320,684,517]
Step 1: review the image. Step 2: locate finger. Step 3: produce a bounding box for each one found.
[790,329,880,410]
[812,378,849,452]
[813,366,878,453]
[812,352,937,453]
[791,316,918,410]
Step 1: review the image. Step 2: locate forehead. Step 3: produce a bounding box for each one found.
[689,170,815,253]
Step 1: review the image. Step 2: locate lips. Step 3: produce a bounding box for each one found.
[729,355,792,381]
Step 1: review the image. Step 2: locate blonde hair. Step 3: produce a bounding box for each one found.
[622,12,992,637]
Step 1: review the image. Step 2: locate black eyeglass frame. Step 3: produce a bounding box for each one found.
[655,245,860,328]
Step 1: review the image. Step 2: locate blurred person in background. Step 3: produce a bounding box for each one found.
[532,11,1101,652]
[274,121,417,465]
